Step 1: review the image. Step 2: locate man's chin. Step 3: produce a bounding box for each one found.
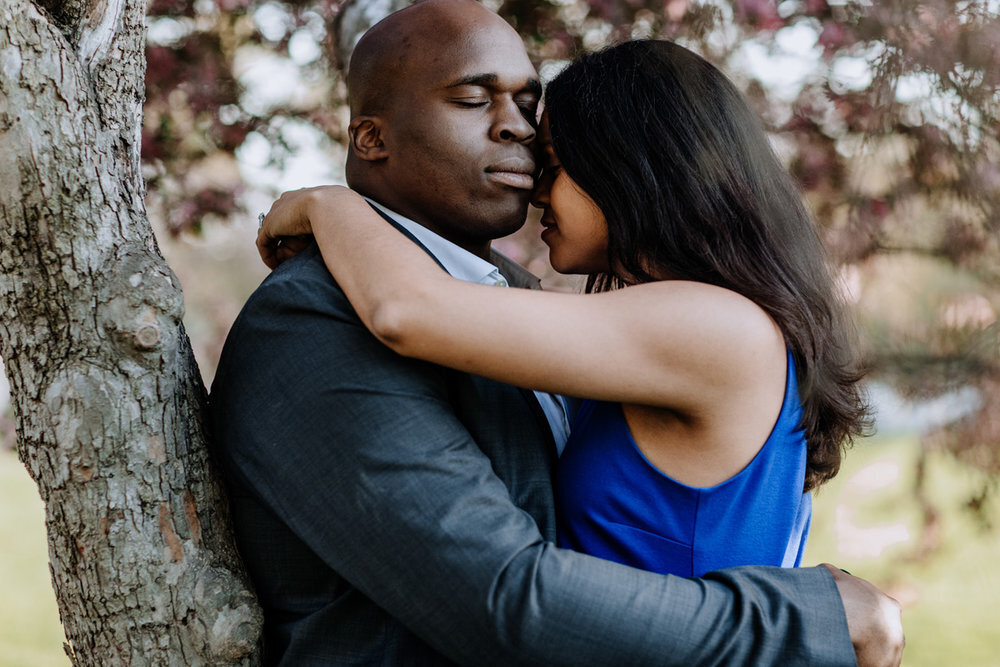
[493,196,533,231]
[463,204,526,237]
[488,214,529,239]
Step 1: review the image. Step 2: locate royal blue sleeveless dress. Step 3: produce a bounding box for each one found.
[556,352,811,577]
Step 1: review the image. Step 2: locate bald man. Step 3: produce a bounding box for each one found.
[211,1,902,664]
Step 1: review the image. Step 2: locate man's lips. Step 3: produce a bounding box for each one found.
[485,157,536,190]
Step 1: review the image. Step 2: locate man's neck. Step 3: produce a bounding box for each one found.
[461,240,492,262]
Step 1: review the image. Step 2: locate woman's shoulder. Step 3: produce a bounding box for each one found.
[629,280,784,368]
[637,280,771,317]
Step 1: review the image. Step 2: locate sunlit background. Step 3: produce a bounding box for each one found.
[2,0,999,663]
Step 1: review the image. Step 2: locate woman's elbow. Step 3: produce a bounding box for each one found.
[367,297,418,355]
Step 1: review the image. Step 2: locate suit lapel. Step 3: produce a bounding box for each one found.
[489,252,559,462]
[489,249,542,291]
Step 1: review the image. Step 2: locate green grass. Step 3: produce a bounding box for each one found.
[0,449,67,666]
[2,435,998,664]
[805,434,1000,666]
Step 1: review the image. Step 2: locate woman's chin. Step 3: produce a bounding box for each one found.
[547,249,609,275]
[546,253,584,276]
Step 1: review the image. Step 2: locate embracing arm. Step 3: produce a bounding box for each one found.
[258,186,782,414]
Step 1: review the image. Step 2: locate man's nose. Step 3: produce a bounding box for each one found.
[492,98,536,144]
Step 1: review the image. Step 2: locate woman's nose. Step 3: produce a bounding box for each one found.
[531,171,553,208]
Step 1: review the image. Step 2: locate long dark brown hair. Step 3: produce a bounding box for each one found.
[545,40,872,491]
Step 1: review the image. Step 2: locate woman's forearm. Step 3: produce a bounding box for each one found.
[258,187,779,415]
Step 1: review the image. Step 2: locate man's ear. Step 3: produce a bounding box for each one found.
[349,117,389,161]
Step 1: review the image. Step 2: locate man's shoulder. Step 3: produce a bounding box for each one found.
[216,244,356,369]
[253,242,336,295]
[212,241,432,405]
[235,243,355,322]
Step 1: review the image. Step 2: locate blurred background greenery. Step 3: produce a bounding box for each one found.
[2,0,999,662]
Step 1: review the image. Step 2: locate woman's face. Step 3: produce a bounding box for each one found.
[532,113,610,275]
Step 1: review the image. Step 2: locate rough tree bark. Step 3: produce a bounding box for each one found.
[0,0,262,663]
[0,0,398,661]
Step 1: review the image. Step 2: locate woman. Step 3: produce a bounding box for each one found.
[256,40,870,577]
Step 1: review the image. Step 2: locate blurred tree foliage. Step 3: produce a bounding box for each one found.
[144,0,999,538]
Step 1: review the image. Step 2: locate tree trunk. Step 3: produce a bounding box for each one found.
[0,1,261,663]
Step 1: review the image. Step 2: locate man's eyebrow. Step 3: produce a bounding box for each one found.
[446,74,542,97]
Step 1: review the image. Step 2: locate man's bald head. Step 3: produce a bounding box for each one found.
[347,0,518,118]
[341,0,539,255]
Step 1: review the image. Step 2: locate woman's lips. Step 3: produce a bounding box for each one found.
[540,219,557,242]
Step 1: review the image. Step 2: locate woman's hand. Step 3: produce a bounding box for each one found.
[256,185,361,269]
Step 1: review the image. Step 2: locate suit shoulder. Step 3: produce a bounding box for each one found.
[245,244,347,312]
[218,245,359,368]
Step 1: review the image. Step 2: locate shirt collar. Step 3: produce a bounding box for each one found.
[365,198,506,286]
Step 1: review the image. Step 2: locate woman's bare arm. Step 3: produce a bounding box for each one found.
[257,185,785,415]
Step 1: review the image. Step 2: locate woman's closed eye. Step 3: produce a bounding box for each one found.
[515,99,539,124]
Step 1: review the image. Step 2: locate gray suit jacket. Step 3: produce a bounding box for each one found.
[210,227,856,665]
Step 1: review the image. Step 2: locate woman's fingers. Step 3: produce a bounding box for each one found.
[256,189,319,269]
[276,235,314,264]
[256,186,359,269]
[256,220,281,269]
